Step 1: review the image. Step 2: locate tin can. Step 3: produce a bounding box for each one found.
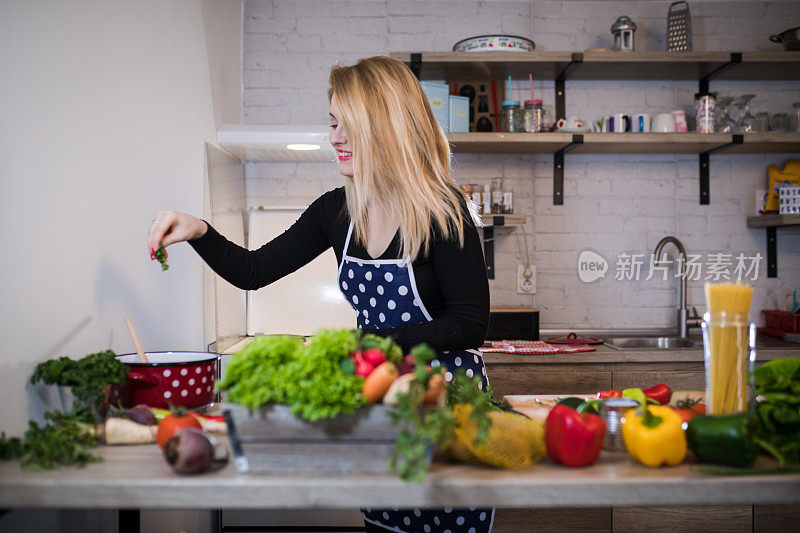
[695,92,717,133]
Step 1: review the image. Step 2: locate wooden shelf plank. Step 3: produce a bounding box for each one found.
[727,133,800,154]
[747,214,800,228]
[570,133,732,154]
[479,213,526,226]
[390,51,800,81]
[389,51,574,79]
[448,132,573,153]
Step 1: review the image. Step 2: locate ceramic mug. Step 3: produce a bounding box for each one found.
[631,113,650,133]
[608,113,630,133]
[556,116,589,132]
[652,113,677,133]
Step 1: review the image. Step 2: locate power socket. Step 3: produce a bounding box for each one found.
[517,263,536,294]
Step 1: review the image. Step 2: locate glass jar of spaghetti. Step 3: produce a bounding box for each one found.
[701,310,756,415]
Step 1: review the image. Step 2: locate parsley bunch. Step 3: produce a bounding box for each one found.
[30,350,128,423]
[1,411,99,471]
[388,344,497,482]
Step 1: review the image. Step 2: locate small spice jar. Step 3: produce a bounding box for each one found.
[500,100,524,132]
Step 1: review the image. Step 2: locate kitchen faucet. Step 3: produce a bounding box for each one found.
[653,236,702,339]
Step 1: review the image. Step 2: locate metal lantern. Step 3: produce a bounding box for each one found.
[611,16,637,52]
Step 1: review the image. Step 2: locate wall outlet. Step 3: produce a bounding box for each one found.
[517,263,536,294]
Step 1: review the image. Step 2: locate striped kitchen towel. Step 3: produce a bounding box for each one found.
[481,340,596,355]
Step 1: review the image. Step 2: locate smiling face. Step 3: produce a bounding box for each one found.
[328,95,353,178]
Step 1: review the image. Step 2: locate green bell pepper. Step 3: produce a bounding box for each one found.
[685,412,760,468]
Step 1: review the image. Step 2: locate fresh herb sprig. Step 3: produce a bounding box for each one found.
[388,343,497,482]
[0,411,99,471]
[154,244,169,271]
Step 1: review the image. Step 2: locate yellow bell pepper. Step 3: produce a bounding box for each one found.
[621,405,687,467]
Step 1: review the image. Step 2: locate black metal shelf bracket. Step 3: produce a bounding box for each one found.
[554,134,584,205]
[482,216,509,279]
[410,53,422,80]
[555,53,583,121]
[767,226,777,278]
[699,52,742,94]
[698,134,743,204]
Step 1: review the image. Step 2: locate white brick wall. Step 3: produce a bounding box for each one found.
[242,0,800,329]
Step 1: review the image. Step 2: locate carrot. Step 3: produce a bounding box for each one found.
[423,373,446,406]
[362,361,398,403]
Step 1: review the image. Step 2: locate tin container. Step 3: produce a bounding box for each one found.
[695,92,717,133]
[420,81,450,132]
[598,397,640,450]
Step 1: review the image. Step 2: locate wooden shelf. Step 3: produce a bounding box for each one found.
[725,133,800,154]
[390,51,800,81]
[447,132,800,155]
[480,213,526,226]
[570,133,731,154]
[449,132,573,153]
[747,214,800,228]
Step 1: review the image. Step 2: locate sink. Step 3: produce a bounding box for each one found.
[604,337,703,350]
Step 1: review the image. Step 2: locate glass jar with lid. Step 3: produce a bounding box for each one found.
[523,99,551,133]
[499,100,524,132]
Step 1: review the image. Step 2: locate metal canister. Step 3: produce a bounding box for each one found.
[695,92,717,133]
[500,100,524,132]
[598,397,640,450]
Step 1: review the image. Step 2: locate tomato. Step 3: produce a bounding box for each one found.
[156,413,202,449]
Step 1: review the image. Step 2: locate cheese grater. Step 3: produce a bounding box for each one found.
[666,1,692,52]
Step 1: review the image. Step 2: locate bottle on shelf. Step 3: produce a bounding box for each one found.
[482,184,492,214]
[491,177,504,214]
[503,182,514,214]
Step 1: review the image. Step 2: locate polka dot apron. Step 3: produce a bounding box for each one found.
[338,222,494,533]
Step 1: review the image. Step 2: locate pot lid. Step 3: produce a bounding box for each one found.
[611,16,637,33]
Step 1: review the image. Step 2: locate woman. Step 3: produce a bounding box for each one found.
[148,55,493,533]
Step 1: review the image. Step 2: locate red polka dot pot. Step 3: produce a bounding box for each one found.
[112,352,218,409]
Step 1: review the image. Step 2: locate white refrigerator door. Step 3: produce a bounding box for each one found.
[246,207,356,336]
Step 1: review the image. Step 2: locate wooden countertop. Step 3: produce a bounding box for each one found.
[482,343,800,364]
[1,441,799,510]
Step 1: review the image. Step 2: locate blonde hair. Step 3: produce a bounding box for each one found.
[328,55,468,260]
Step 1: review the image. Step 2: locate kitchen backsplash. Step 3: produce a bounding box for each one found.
[242,0,800,329]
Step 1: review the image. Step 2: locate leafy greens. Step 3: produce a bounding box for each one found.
[754,357,800,465]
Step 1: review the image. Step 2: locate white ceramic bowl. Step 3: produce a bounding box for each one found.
[453,35,535,52]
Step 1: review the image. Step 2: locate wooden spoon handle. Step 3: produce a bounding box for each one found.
[124,316,149,364]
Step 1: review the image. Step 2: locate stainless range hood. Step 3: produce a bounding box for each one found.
[217,124,336,162]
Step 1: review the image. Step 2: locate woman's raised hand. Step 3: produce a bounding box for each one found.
[147,210,207,257]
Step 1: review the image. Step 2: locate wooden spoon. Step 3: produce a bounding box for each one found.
[124,316,150,364]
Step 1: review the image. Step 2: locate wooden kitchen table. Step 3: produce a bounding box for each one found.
[1,441,799,510]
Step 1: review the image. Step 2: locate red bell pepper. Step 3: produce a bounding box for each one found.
[596,389,622,399]
[545,403,607,467]
[642,383,671,405]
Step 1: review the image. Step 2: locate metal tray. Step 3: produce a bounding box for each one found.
[223,403,419,476]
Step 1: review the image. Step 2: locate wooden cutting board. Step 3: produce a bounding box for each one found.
[505,391,706,421]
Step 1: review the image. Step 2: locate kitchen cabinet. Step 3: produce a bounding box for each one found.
[484,345,800,533]
[389,51,800,206]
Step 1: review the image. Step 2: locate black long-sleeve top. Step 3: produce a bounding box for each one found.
[189,187,489,353]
